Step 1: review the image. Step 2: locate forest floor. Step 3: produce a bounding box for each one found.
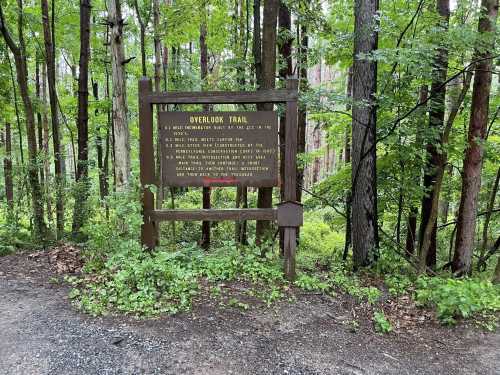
[0,249,499,375]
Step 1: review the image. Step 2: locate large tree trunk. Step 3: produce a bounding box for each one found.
[41,0,64,238]
[41,58,52,224]
[255,0,278,245]
[72,0,92,238]
[351,0,379,269]
[452,0,498,276]
[418,0,450,270]
[108,0,130,189]
[1,1,47,239]
[3,123,14,212]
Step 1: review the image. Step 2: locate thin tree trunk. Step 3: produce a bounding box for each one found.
[252,0,262,87]
[133,0,150,77]
[41,58,52,225]
[72,0,92,238]
[418,0,450,271]
[41,0,64,238]
[297,25,308,204]
[1,1,47,239]
[453,0,499,276]
[351,0,379,269]
[6,48,24,166]
[153,0,164,209]
[3,123,14,212]
[405,85,428,256]
[200,7,211,249]
[108,0,130,189]
[343,67,353,260]
[93,80,107,201]
[479,167,500,262]
[278,1,292,252]
[35,57,45,191]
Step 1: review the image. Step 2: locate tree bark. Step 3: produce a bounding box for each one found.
[72,0,92,238]
[453,0,499,276]
[418,0,450,271]
[418,68,473,273]
[252,0,262,86]
[297,25,308,204]
[108,0,130,189]
[255,0,278,245]
[278,1,292,252]
[41,0,64,238]
[200,6,211,250]
[479,167,500,261]
[1,1,47,239]
[351,0,379,269]
[3,123,14,212]
[343,67,353,260]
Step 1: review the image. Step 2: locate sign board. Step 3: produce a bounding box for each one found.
[159,111,278,187]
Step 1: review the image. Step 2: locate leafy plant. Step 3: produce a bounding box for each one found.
[373,310,393,334]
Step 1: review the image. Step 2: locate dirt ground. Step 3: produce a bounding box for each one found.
[0,250,499,375]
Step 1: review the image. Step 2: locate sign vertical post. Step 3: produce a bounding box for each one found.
[283,78,299,280]
[139,77,158,248]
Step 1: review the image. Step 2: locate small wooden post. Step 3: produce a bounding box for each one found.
[283,77,299,280]
[139,78,158,248]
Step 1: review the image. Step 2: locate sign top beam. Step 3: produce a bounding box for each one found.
[145,89,297,105]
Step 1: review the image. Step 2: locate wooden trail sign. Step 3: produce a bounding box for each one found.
[139,77,301,280]
[159,111,278,187]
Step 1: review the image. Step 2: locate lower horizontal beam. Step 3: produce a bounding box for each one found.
[148,208,277,222]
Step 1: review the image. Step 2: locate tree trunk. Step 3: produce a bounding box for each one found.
[418,69,473,274]
[452,0,498,276]
[255,0,278,245]
[35,57,45,191]
[41,0,64,238]
[153,0,164,209]
[108,0,130,189]
[278,1,292,252]
[493,256,500,284]
[41,57,52,225]
[93,80,108,201]
[297,25,308,205]
[406,85,428,255]
[351,0,379,269]
[252,0,262,86]
[200,7,211,250]
[3,123,14,212]
[479,167,500,261]
[418,0,450,271]
[343,67,353,260]
[1,1,47,239]
[72,0,92,238]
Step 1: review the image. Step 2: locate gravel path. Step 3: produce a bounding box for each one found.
[1,252,499,375]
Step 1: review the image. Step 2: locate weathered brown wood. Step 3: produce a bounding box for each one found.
[282,78,299,281]
[139,78,158,248]
[149,208,277,222]
[146,89,296,105]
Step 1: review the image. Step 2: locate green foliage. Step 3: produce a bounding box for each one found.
[373,310,393,334]
[415,276,500,326]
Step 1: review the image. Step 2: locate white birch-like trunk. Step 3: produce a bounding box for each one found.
[108,0,130,189]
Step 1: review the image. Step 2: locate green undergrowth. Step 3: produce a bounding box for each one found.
[415,276,500,329]
[66,190,500,331]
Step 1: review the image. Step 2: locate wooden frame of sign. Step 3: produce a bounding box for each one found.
[139,77,302,280]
